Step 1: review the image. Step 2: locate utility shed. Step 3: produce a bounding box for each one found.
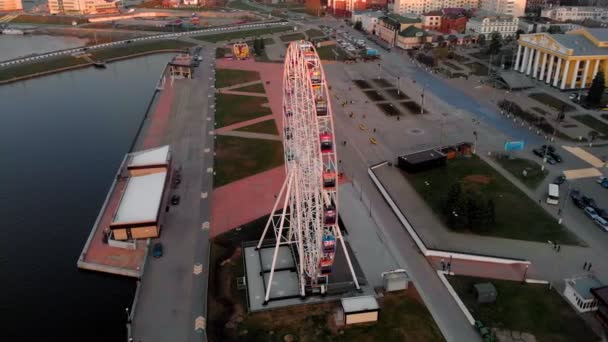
[382,269,410,292]
[341,296,380,325]
[127,145,171,176]
[397,148,446,173]
[474,282,497,304]
[564,276,602,313]
[110,171,168,240]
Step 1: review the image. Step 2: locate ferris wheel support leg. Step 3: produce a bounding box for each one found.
[335,228,361,291]
[256,171,291,250]
[263,173,294,305]
[294,177,306,299]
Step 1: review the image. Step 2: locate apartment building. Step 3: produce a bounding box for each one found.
[466,11,519,38]
[48,0,119,15]
[541,6,608,22]
[0,0,22,11]
[480,0,526,18]
[390,0,478,15]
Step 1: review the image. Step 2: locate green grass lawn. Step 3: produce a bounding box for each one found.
[316,44,348,61]
[448,275,597,342]
[233,291,444,342]
[214,135,283,187]
[305,28,325,38]
[215,68,261,88]
[91,40,193,60]
[231,82,266,93]
[0,56,87,82]
[235,119,278,134]
[493,156,548,189]
[279,32,306,42]
[405,155,579,244]
[529,93,576,112]
[572,114,608,136]
[227,0,264,11]
[215,93,271,128]
[194,26,293,43]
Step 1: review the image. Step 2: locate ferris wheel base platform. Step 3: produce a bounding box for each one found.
[243,239,373,312]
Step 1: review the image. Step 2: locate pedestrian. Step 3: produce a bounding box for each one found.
[558,208,562,215]
[447,262,451,272]
[373,128,376,133]
[557,245,561,252]
[588,262,592,271]
[584,261,588,270]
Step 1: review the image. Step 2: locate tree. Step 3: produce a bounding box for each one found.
[477,34,486,47]
[516,29,525,40]
[448,34,458,45]
[547,26,562,34]
[253,37,261,55]
[260,37,265,50]
[586,71,605,106]
[436,35,445,46]
[354,21,362,31]
[488,32,502,55]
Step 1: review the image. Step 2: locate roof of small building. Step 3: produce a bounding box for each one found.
[567,276,603,300]
[399,25,425,38]
[585,28,608,43]
[112,171,167,225]
[128,145,170,168]
[474,282,497,294]
[381,13,421,27]
[341,296,380,313]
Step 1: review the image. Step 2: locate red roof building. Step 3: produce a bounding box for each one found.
[440,13,468,34]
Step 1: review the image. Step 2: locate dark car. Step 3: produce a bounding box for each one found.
[571,190,585,208]
[152,242,163,258]
[541,145,556,153]
[532,148,544,158]
[546,156,557,165]
[554,175,566,185]
[548,152,562,163]
[582,195,598,210]
[171,195,180,205]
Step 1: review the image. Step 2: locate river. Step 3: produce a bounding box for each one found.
[0,34,89,61]
[0,52,173,341]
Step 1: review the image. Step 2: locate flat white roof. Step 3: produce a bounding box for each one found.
[112,171,167,225]
[128,145,170,168]
[341,296,379,313]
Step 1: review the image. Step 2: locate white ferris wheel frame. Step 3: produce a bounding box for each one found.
[256,40,360,304]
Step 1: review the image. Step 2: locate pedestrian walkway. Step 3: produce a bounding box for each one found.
[0,14,18,23]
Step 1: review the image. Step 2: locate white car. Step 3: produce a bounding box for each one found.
[595,216,608,231]
[584,206,599,220]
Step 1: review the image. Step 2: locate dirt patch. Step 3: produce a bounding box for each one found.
[463,174,491,185]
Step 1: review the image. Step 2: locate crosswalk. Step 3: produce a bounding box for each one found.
[0,14,18,23]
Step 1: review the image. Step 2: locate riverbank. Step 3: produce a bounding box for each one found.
[0,40,194,84]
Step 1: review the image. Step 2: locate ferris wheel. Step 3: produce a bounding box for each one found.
[257,40,360,303]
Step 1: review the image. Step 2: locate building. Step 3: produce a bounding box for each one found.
[466,12,519,38]
[563,276,602,313]
[514,28,608,89]
[377,13,422,46]
[440,12,468,33]
[0,0,22,11]
[328,0,387,16]
[109,146,171,241]
[48,0,120,14]
[591,286,608,327]
[352,10,385,33]
[390,0,477,15]
[517,17,581,33]
[480,0,526,19]
[396,25,432,48]
[397,148,447,173]
[541,6,608,22]
[422,10,442,30]
[341,296,380,325]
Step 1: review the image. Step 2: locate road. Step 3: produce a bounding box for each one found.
[130,45,215,342]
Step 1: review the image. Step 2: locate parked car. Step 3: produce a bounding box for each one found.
[595,216,608,231]
[547,152,562,163]
[584,206,599,220]
[541,145,556,153]
[171,195,180,205]
[582,196,598,210]
[554,175,566,185]
[597,176,608,188]
[546,156,557,165]
[152,242,163,258]
[571,190,585,208]
[532,148,544,158]
[595,208,608,221]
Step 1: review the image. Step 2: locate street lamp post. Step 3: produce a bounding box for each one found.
[420,86,425,115]
[397,76,400,95]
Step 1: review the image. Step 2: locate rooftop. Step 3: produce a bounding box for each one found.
[399,149,445,164]
[112,171,167,225]
[584,28,608,43]
[341,295,380,313]
[399,25,425,38]
[382,13,421,27]
[424,10,443,16]
[552,32,608,56]
[128,145,170,168]
[567,276,603,300]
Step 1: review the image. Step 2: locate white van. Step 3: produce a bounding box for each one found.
[547,183,559,205]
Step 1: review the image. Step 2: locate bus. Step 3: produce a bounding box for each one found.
[547,183,559,205]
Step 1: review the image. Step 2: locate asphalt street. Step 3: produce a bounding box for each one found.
[130,45,215,342]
